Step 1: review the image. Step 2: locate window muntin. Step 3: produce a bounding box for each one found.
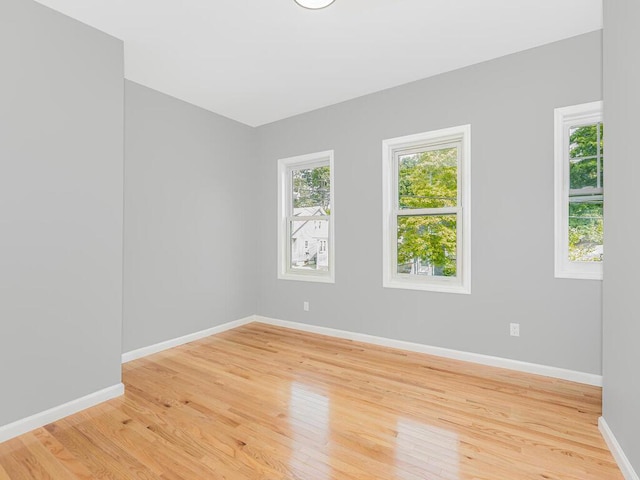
[383,126,471,294]
[278,151,334,283]
[554,101,603,279]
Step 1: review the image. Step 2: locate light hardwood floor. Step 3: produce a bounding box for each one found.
[0,323,623,479]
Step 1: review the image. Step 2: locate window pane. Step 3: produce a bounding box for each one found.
[569,124,599,158]
[397,215,457,277]
[292,166,330,214]
[570,157,598,190]
[398,147,457,209]
[568,201,603,262]
[290,219,329,272]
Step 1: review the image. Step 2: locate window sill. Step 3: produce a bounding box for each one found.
[554,257,603,280]
[383,278,470,295]
[278,272,335,284]
[554,270,603,281]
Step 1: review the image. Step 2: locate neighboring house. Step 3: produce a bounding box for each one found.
[291,207,329,270]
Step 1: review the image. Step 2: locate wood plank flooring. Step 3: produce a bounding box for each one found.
[0,322,623,479]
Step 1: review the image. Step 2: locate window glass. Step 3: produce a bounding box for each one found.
[383,125,470,294]
[554,101,603,279]
[397,214,457,277]
[398,147,457,209]
[278,152,334,283]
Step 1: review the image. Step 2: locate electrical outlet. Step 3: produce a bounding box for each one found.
[510,323,520,337]
[303,301,309,312]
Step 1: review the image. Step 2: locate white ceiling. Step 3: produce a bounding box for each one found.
[34,0,602,127]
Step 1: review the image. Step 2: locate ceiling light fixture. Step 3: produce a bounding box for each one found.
[294,0,336,9]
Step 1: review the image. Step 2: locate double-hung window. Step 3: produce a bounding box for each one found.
[278,150,334,283]
[554,101,603,280]
[382,125,471,294]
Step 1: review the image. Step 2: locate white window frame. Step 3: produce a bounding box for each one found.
[554,101,603,280]
[277,150,335,283]
[382,125,471,294]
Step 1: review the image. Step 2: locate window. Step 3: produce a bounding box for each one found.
[278,150,334,283]
[382,125,471,294]
[554,101,603,280]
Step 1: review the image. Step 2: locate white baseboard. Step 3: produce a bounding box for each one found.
[122,313,602,385]
[0,383,124,444]
[254,316,603,387]
[3,315,602,447]
[121,316,255,363]
[599,417,639,480]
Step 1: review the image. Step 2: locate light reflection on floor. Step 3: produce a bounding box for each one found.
[396,419,459,480]
[286,380,461,480]
[289,381,331,479]
[0,324,620,479]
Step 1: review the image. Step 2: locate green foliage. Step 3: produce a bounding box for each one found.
[397,148,458,277]
[293,166,330,212]
[569,124,603,190]
[569,202,603,262]
[569,124,603,158]
[568,123,604,262]
[398,215,457,276]
[398,148,457,208]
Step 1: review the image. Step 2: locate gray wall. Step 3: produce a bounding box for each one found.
[602,0,640,472]
[256,31,603,375]
[123,81,258,353]
[0,1,610,437]
[0,1,124,426]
